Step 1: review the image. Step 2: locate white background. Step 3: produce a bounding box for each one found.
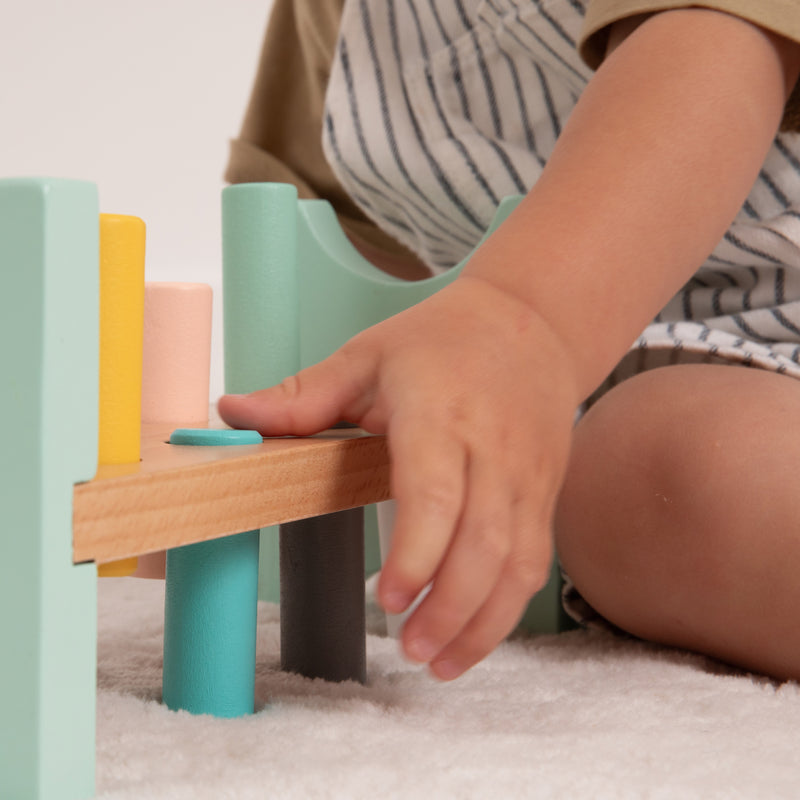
[0,0,275,399]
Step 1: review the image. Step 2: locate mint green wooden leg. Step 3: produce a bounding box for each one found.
[0,179,99,799]
[520,559,576,633]
[364,505,382,577]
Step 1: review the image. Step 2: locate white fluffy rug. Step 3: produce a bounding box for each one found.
[96,578,800,798]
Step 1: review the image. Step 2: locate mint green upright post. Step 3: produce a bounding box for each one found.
[0,179,100,799]
[222,183,300,604]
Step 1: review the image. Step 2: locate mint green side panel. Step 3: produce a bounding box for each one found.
[0,179,99,798]
[222,183,300,603]
[294,197,521,367]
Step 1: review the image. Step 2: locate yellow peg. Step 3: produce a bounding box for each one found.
[97,213,146,578]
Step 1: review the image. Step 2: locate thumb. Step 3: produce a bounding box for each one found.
[217,346,376,436]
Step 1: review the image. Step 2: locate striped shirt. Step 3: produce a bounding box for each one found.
[322,0,800,382]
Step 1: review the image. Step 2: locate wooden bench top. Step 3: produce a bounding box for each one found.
[72,421,390,565]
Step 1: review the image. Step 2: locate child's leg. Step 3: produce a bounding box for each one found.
[556,363,800,680]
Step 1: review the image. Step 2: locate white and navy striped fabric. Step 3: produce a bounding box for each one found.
[322,0,800,384]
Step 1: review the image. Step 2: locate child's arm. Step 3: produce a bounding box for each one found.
[219,9,800,680]
[462,9,799,398]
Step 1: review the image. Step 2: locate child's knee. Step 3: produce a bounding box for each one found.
[554,367,717,627]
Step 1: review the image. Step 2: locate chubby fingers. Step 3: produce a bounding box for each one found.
[425,529,552,681]
[396,454,513,664]
[378,411,468,615]
[379,417,554,681]
[218,342,377,436]
[415,484,551,679]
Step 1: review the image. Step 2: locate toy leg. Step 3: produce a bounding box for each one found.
[280,508,367,684]
[0,179,99,799]
[162,530,260,717]
[519,560,574,633]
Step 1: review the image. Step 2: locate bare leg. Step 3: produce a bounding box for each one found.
[556,363,800,680]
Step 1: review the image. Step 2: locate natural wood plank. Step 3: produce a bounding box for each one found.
[73,422,390,564]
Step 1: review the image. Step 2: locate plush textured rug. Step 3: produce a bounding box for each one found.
[96,577,800,798]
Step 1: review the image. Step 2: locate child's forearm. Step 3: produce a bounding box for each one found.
[462,8,800,400]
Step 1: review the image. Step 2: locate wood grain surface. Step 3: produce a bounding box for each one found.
[73,422,390,565]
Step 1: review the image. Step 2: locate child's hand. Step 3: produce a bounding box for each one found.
[218,275,580,679]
